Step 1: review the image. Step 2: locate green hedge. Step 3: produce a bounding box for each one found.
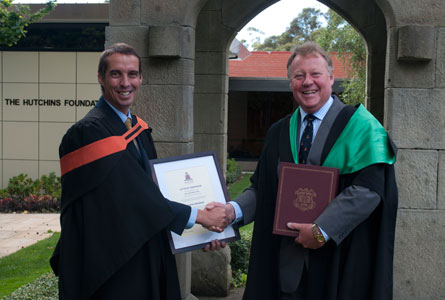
[226,156,242,184]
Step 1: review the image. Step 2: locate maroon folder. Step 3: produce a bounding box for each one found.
[273,162,339,237]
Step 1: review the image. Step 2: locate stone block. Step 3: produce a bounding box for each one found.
[141,0,203,28]
[105,26,149,58]
[109,0,140,26]
[221,0,280,31]
[382,0,445,25]
[386,28,435,88]
[394,150,437,209]
[394,210,445,300]
[196,10,235,52]
[385,88,445,149]
[194,93,227,134]
[133,85,193,142]
[143,57,194,86]
[148,26,195,59]
[195,74,228,94]
[141,0,181,24]
[191,247,231,297]
[201,0,222,11]
[437,151,445,209]
[397,25,435,61]
[436,28,445,88]
[195,51,228,75]
[154,142,194,158]
[194,133,227,173]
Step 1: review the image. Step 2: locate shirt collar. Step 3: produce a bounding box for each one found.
[103,98,132,123]
[299,96,334,122]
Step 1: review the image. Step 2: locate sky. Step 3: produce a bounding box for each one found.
[235,0,328,48]
[14,0,329,49]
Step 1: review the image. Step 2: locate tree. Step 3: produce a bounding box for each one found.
[253,8,323,51]
[246,8,366,105]
[0,0,56,47]
[313,9,366,105]
[240,26,265,50]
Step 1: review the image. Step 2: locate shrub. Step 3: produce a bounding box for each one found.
[230,228,252,288]
[0,173,61,213]
[1,272,58,300]
[226,155,242,184]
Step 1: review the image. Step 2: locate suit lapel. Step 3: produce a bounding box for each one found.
[278,115,295,164]
[307,97,345,165]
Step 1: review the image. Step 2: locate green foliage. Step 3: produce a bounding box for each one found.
[242,26,265,50]
[0,233,59,298]
[0,173,34,199]
[1,272,58,300]
[34,173,61,199]
[226,155,242,184]
[0,172,61,199]
[0,0,56,47]
[253,8,323,51]
[227,173,252,200]
[230,227,252,288]
[226,173,253,288]
[0,173,61,213]
[248,8,367,104]
[313,9,366,105]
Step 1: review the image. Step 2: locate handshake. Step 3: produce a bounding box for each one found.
[196,202,235,233]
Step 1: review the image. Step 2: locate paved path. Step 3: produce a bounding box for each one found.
[0,213,243,299]
[0,213,60,258]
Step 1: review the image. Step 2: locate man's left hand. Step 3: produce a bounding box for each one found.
[287,222,325,249]
[203,239,227,251]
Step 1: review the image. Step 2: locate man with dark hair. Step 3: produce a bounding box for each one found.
[214,41,398,300]
[51,43,228,300]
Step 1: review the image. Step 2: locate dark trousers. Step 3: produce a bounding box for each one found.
[280,267,308,300]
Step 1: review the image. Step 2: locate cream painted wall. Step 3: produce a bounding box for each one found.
[0,51,101,188]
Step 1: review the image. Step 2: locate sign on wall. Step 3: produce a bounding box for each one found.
[0,51,101,188]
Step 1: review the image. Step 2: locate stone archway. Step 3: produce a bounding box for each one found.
[194,0,388,162]
[106,0,445,298]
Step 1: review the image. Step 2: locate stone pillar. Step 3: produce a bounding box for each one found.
[191,247,232,297]
[195,1,236,170]
[190,1,239,296]
[383,15,445,299]
[106,0,206,299]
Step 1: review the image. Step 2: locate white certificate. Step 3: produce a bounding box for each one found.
[150,151,240,254]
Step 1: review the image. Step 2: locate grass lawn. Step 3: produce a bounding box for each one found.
[227,173,252,199]
[0,172,254,298]
[227,173,254,233]
[0,232,59,298]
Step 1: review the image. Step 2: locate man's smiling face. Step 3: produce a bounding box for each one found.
[98,53,142,115]
[288,53,334,114]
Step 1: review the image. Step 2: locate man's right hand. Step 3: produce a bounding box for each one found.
[196,202,234,232]
[201,203,236,251]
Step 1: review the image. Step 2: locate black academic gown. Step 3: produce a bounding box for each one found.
[50,97,189,300]
[242,112,398,300]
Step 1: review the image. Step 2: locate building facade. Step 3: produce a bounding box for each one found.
[2,0,445,299]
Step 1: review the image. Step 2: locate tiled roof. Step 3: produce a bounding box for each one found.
[229,51,350,79]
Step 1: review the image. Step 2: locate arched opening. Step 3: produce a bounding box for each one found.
[194,0,387,167]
